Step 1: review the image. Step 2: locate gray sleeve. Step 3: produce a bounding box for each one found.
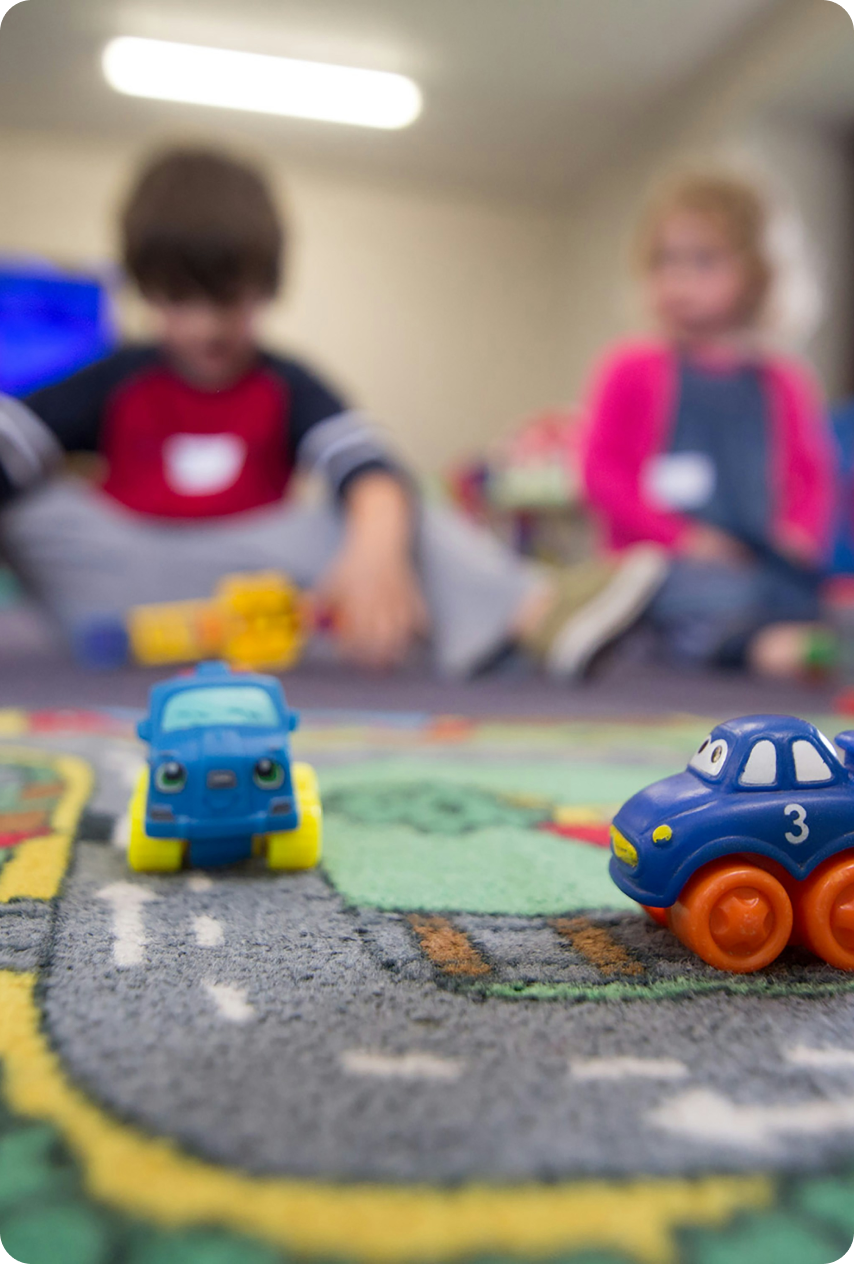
[295,409,407,499]
[0,395,63,500]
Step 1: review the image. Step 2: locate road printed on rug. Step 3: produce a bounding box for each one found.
[0,712,852,1264]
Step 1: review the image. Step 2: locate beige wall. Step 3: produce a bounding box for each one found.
[266,171,566,472]
[740,116,854,393]
[0,127,567,472]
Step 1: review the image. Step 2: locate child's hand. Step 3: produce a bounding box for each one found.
[316,544,428,669]
[680,523,751,567]
[776,523,819,570]
[314,472,429,670]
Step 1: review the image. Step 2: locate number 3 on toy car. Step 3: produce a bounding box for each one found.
[784,803,809,845]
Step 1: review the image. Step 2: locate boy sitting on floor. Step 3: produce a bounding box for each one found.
[0,147,663,677]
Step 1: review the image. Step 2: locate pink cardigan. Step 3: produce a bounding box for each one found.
[582,340,835,563]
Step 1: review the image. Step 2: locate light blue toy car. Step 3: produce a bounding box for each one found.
[128,661,321,872]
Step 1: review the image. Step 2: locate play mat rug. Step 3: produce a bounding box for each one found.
[0,706,852,1264]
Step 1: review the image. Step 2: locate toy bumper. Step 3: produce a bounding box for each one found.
[608,854,669,909]
[146,808,298,840]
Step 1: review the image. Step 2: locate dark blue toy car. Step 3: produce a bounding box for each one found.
[128,662,322,872]
[610,715,854,972]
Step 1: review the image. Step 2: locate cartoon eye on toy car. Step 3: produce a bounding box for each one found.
[610,715,854,973]
[128,661,321,872]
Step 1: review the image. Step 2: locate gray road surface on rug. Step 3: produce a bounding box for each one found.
[6,725,854,1197]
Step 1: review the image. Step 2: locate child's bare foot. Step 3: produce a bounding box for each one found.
[748,623,836,681]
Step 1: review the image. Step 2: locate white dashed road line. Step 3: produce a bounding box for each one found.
[193,915,224,947]
[570,1056,688,1082]
[340,1051,464,1081]
[111,813,130,852]
[203,982,255,1024]
[101,749,145,790]
[786,1045,854,1071]
[96,882,158,967]
[648,1087,854,1150]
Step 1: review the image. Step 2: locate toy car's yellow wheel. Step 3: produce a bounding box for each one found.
[266,762,322,870]
[796,852,854,971]
[127,768,185,873]
[668,859,792,974]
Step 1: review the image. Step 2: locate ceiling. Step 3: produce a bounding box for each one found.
[0,0,824,200]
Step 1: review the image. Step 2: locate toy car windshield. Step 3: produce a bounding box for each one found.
[160,685,280,732]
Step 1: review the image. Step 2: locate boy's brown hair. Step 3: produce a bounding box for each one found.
[122,148,284,303]
[636,171,773,323]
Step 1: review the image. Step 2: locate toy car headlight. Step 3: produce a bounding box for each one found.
[610,826,638,869]
[154,761,187,793]
[253,758,285,790]
[652,825,673,845]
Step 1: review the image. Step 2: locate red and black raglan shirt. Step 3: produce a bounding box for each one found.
[0,346,400,517]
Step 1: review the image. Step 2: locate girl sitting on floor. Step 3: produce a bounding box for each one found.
[583,171,836,679]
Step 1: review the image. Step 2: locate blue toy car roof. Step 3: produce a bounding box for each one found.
[709,715,829,744]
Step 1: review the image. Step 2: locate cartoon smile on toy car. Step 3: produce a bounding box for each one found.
[128,661,322,872]
[610,715,854,973]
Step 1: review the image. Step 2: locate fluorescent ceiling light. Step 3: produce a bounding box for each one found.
[102,36,422,130]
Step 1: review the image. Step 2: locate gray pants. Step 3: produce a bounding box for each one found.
[1,479,542,676]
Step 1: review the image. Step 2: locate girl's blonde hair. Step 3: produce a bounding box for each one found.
[636,171,773,325]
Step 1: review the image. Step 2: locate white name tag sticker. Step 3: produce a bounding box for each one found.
[163,433,248,496]
[643,452,716,511]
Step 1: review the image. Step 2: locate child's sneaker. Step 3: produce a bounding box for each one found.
[528,545,669,680]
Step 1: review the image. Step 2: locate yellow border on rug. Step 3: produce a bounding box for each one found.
[0,749,93,902]
[0,743,773,1263]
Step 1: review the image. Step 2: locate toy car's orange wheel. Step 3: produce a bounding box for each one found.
[668,859,793,973]
[796,852,854,971]
[642,905,669,927]
[743,854,804,946]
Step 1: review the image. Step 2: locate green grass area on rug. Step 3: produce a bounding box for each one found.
[319,756,669,914]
